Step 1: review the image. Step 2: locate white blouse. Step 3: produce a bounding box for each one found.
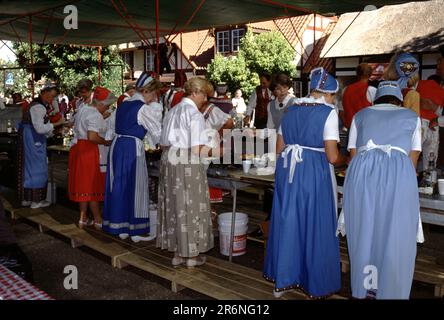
[73,105,106,140]
[203,104,231,131]
[30,103,54,137]
[347,105,422,151]
[203,104,231,148]
[161,97,210,148]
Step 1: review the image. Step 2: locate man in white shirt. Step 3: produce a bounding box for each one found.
[18,84,65,209]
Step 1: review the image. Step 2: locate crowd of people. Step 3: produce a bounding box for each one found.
[13,49,444,300]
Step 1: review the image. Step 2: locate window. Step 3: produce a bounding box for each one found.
[216,31,230,53]
[145,49,154,72]
[121,51,133,70]
[121,51,134,79]
[231,29,245,52]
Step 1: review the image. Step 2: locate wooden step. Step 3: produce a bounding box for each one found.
[11,203,321,299]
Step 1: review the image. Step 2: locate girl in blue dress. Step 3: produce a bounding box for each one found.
[264,68,346,298]
[340,81,423,299]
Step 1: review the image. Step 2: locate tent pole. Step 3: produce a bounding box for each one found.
[180,32,182,70]
[155,0,160,77]
[28,15,34,98]
[121,64,124,95]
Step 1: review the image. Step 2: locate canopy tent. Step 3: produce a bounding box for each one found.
[0,0,425,46]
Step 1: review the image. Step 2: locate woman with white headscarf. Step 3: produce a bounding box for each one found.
[103,72,163,242]
[69,86,116,229]
[340,81,423,299]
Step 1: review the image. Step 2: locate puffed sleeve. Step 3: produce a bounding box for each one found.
[137,102,163,145]
[347,118,358,150]
[323,109,340,142]
[30,104,54,136]
[411,117,422,152]
[207,106,231,131]
[105,111,116,140]
[190,111,210,147]
[86,110,105,133]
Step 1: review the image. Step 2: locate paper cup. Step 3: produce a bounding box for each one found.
[438,179,444,195]
[242,160,252,174]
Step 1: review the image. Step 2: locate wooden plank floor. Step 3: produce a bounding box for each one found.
[1,197,346,300]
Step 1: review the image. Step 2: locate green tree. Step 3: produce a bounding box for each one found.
[240,30,295,77]
[206,54,259,98]
[12,43,124,97]
[206,29,295,99]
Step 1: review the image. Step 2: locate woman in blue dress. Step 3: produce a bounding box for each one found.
[340,81,422,299]
[103,72,163,243]
[264,68,346,298]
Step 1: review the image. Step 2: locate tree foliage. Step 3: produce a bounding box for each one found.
[0,59,31,98]
[206,54,258,99]
[12,43,124,97]
[241,30,296,77]
[206,29,295,98]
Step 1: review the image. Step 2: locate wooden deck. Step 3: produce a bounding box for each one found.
[1,195,346,300]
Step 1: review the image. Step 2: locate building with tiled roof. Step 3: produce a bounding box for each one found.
[117,14,335,89]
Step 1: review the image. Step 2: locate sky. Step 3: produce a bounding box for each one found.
[0,41,17,63]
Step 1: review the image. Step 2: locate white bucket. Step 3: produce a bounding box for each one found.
[149,207,157,238]
[218,212,248,256]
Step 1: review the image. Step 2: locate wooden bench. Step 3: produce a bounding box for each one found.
[0,194,21,220]
[10,203,343,300]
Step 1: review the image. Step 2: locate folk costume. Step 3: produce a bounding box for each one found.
[157,97,214,258]
[103,73,162,239]
[264,68,341,298]
[17,85,56,209]
[339,81,423,299]
[266,94,297,130]
[68,87,115,203]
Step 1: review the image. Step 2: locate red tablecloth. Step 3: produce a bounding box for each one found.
[0,264,52,300]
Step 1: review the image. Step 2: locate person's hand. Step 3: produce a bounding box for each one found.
[104,140,113,146]
[429,117,439,130]
[243,115,250,125]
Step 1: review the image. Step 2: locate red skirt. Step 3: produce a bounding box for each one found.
[209,187,223,203]
[68,140,105,202]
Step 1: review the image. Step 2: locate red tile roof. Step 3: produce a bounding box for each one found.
[273,15,313,47]
[171,29,214,70]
